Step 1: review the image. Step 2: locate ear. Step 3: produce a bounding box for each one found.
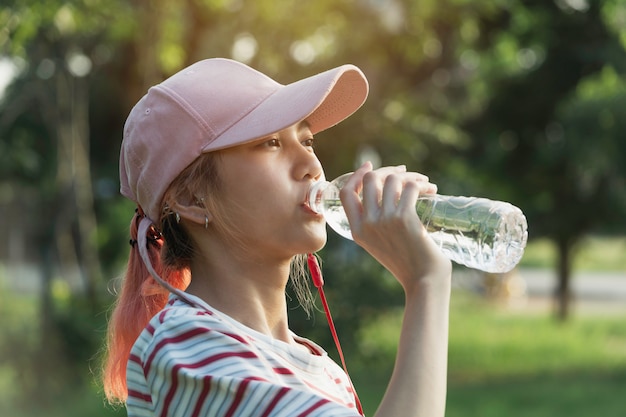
[169,201,212,227]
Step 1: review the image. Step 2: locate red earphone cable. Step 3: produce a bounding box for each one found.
[307,253,364,416]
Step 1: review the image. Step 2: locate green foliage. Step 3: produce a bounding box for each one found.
[0,285,39,410]
[1,0,626,413]
[0,274,117,415]
[459,0,626,236]
[1,0,134,57]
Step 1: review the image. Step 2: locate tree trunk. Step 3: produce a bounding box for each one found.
[554,237,573,321]
[55,69,102,308]
[136,0,166,89]
[73,75,102,307]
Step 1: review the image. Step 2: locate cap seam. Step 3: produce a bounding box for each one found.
[157,85,217,141]
[123,142,155,208]
[212,86,280,147]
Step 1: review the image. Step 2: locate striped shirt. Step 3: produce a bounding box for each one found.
[126,294,363,417]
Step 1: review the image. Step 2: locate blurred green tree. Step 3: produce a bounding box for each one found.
[1,3,625,411]
[457,0,626,319]
[0,0,137,403]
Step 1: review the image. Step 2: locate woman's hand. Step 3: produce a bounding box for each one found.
[342,161,452,417]
[339,161,451,294]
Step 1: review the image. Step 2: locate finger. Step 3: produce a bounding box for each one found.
[397,180,438,220]
[397,171,430,184]
[368,165,409,182]
[376,169,430,189]
[360,166,408,212]
[340,162,372,225]
[397,180,421,215]
[362,170,383,221]
[342,161,372,195]
[397,170,437,196]
[381,174,403,215]
[416,180,437,196]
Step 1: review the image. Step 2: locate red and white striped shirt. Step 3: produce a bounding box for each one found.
[126,294,363,417]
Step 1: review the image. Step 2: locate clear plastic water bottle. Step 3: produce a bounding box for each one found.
[308,173,528,273]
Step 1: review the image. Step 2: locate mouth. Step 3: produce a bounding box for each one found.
[302,201,321,217]
[302,191,323,217]
[303,183,321,213]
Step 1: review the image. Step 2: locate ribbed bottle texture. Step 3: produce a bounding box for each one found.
[308,173,528,273]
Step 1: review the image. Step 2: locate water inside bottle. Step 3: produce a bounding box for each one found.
[321,197,353,240]
[417,197,527,272]
[307,177,527,273]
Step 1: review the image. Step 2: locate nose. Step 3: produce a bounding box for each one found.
[295,144,323,182]
[307,153,324,182]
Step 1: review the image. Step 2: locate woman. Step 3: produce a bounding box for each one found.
[103,58,452,417]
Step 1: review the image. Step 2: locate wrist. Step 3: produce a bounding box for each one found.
[402,266,452,303]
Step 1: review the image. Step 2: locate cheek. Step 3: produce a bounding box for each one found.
[215,162,291,226]
[218,182,277,228]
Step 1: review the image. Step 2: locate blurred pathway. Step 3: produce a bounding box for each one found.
[523,268,626,301]
[452,268,626,316]
[3,262,626,315]
[521,268,626,315]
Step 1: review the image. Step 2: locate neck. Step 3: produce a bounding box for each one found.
[186,249,294,343]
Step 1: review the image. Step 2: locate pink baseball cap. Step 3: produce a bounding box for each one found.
[120,58,369,222]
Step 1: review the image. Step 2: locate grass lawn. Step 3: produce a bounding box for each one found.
[2,288,625,417]
[446,371,626,417]
[352,291,626,416]
[2,231,625,416]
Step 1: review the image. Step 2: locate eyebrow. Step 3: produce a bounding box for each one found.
[298,120,311,131]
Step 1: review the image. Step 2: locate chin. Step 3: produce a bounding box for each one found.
[303,229,327,253]
[311,237,327,252]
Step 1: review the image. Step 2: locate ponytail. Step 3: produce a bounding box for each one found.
[102,154,218,404]
[102,152,314,403]
[102,211,189,403]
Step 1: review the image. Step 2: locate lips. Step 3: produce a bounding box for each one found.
[301,186,312,210]
[302,194,322,217]
[302,201,320,216]
[301,182,323,217]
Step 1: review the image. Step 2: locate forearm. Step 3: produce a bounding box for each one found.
[374,277,451,417]
[340,164,453,416]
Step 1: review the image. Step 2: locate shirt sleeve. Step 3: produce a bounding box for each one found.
[126,309,363,417]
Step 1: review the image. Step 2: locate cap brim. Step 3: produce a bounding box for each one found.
[202,64,369,152]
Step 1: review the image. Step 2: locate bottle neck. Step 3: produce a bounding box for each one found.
[307,180,330,214]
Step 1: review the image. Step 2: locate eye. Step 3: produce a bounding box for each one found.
[263,138,280,148]
[302,138,315,148]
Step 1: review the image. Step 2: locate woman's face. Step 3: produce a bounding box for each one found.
[212,121,327,260]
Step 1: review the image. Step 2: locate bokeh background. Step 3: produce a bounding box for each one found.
[1,0,625,416]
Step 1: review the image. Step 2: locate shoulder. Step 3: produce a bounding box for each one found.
[133,297,252,361]
[126,297,363,417]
